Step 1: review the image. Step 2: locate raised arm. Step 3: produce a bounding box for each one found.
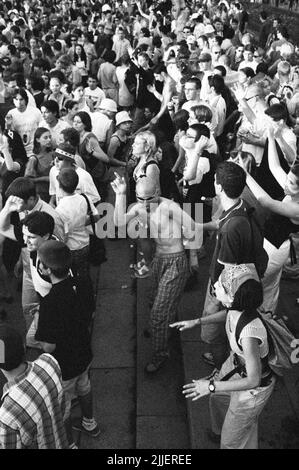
[267,125,288,189]
[0,135,20,173]
[0,196,22,240]
[111,173,138,227]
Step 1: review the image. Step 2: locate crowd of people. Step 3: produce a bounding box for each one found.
[0,0,298,450]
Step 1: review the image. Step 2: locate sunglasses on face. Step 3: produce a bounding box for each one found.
[136,195,156,201]
[245,94,259,101]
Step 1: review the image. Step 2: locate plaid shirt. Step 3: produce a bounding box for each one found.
[0,354,68,449]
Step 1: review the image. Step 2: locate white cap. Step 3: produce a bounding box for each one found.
[115,111,133,127]
[102,4,112,12]
[99,98,118,113]
[204,24,215,35]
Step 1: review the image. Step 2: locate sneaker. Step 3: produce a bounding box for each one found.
[145,356,168,373]
[202,352,216,367]
[72,419,101,438]
[134,264,151,278]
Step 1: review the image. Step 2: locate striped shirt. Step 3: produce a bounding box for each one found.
[0,354,68,449]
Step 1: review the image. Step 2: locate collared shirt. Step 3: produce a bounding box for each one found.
[49,166,100,205]
[0,354,68,449]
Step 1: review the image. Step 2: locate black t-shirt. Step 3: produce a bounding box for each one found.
[209,200,254,284]
[35,277,93,380]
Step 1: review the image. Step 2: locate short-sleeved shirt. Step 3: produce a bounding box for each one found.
[49,165,100,205]
[210,199,254,284]
[35,278,93,380]
[0,354,67,449]
[55,193,98,250]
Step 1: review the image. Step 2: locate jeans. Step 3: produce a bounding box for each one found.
[209,352,275,449]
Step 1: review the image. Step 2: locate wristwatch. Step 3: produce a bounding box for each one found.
[208,378,216,393]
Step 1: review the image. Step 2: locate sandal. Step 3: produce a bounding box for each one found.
[133,263,151,278]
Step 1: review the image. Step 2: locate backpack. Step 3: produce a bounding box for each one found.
[235,311,296,376]
[222,205,269,279]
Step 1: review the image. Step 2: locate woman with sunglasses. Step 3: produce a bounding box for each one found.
[171,263,275,449]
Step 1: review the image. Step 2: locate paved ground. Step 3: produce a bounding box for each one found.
[1,235,299,449]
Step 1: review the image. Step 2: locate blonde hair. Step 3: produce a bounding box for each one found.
[136,131,157,158]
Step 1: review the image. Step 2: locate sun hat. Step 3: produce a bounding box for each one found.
[102,4,112,12]
[99,98,118,113]
[204,24,215,35]
[55,147,76,161]
[115,111,133,127]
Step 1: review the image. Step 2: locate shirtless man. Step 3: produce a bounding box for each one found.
[112,174,202,373]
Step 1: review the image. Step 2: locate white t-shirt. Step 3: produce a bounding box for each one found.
[209,95,227,137]
[49,166,100,205]
[39,119,71,148]
[115,66,134,107]
[55,193,98,250]
[90,111,112,145]
[84,86,105,109]
[7,107,42,157]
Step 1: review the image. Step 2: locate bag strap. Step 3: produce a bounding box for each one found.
[81,193,96,236]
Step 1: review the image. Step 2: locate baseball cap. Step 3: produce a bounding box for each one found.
[199,52,212,62]
[0,324,25,371]
[38,240,72,272]
[115,111,133,127]
[99,98,118,113]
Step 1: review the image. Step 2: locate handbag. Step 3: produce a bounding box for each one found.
[81,194,107,266]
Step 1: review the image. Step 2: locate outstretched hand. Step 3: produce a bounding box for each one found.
[110,173,127,195]
[169,319,199,331]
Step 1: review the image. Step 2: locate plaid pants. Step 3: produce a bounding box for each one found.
[150,251,189,358]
